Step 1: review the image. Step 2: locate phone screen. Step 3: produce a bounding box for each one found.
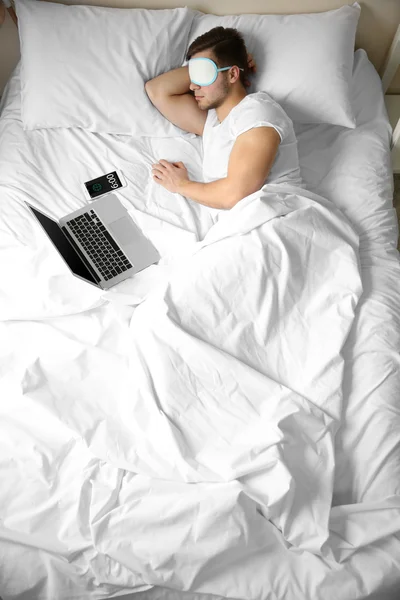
[85,171,123,199]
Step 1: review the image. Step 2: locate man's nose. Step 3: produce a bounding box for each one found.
[189,82,201,91]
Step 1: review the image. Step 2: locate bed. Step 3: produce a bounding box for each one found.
[0,1,399,599]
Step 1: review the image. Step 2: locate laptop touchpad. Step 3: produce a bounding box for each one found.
[109,217,137,245]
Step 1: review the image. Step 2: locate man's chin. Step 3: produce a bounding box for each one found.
[198,96,223,111]
[201,100,217,111]
[205,96,227,111]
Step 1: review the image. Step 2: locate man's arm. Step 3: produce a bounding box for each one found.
[178,127,281,209]
[145,67,207,136]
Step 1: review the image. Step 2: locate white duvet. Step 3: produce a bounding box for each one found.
[1,50,400,600]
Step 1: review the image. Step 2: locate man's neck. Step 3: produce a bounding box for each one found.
[215,87,248,124]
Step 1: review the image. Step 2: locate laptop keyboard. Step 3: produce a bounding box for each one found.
[67,210,133,281]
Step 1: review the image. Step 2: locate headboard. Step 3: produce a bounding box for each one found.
[0,0,400,96]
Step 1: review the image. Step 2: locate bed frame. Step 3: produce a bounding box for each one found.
[0,3,399,600]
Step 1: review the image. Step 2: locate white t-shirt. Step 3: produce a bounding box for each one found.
[202,91,304,195]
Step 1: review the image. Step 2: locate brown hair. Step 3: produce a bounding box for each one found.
[186,27,248,88]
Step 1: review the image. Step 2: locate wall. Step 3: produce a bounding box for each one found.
[0,7,20,96]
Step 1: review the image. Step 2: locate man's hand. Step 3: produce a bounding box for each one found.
[151,159,190,194]
[244,53,257,88]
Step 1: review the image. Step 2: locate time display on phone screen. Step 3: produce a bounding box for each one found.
[85,171,123,199]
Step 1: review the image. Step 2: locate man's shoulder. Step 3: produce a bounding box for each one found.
[237,91,291,125]
[244,90,278,107]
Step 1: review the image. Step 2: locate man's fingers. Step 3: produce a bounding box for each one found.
[247,53,255,67]
[156,159,185,166]
[156,159,170,169]
[153,159,184,173]
[247,52,257,73]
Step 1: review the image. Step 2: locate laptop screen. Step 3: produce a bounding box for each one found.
[27,204,99,285]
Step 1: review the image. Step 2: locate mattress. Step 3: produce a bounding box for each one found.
[0,48,399,600]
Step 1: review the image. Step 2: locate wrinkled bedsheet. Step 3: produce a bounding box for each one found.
[0,179,395,599]
[1,178,365,590]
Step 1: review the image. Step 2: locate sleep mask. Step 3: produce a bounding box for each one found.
[188,57,244,87]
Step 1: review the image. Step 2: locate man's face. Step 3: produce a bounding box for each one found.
[189,50,230,111]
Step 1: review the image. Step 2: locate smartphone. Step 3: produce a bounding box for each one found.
[83,170,127,201]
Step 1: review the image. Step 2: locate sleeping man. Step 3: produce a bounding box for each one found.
[145,26,304,213]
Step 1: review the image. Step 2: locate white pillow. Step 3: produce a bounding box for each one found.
[14,0,194,136]
[186,3,361,128]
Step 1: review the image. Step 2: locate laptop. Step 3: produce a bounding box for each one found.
[26,194,160,290]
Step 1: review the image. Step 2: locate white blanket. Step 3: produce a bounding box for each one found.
[1,179,372,596]
[101,183,362,549]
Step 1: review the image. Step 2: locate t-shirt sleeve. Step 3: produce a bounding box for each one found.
[231,97,291,143]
